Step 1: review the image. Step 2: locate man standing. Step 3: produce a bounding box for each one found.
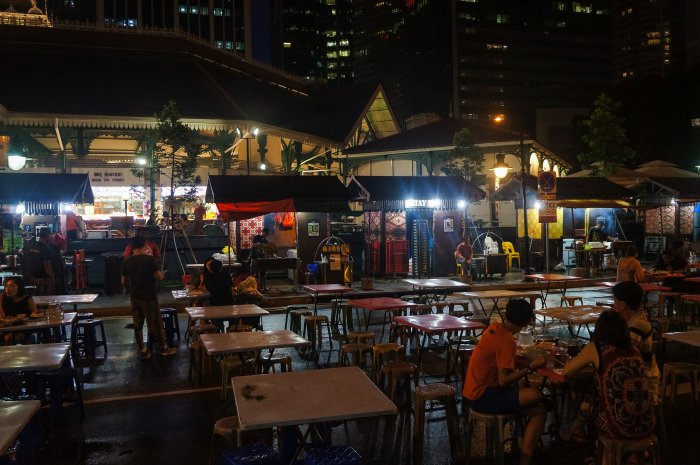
[121,235,176,360]
[463,299,548,465]
[251,227,270,290]
[587,219,612,243]
[23,227,54,295]
[612,281,660,403]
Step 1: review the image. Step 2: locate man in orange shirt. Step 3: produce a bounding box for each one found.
[463,299,548,465]
[123,228,161,259]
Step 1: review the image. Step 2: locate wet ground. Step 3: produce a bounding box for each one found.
[13,275,700,465]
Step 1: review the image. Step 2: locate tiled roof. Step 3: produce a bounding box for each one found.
[349,175,486,202]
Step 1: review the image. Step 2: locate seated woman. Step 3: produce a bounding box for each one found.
[0,277,38,345]
[200,259,235,331]
[196,256,215,291]
[563,311,654,462]
[616,245,648,283]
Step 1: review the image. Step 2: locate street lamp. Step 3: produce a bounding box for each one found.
[491,116,531,274]
[241,127,259,175]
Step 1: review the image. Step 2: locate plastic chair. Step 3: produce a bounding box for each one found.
[502,241,520,269]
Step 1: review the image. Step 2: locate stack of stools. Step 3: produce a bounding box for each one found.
[464,409,524,465]
[210,417,275,465]
[160,308,181,346]
[219,442,282,465]
[285,305,310,330]
[303,446,362,465]
[597,434,661,465]
[71,316,107,364]
[414,384,460,458]
[379,360,418,409]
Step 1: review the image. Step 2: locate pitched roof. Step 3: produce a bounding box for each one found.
[349,175,485,202]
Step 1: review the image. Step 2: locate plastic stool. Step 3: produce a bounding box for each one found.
[657,292,680,318]
[339,343,371,369]
[285,305,310,330]
[76,313,95,321]
[371,343,404,383]
[304,315,332,355]
[465,409,523,465]
[449,301,472,318]
[303,446,362,465]
[219,443,282,465]
[161,310,178,348]
[598,434,661,465]
[210,417,275,465]
[414,384,460,458]
[71,319,107,363]
[256,354,292,374]
[161,308,181,340]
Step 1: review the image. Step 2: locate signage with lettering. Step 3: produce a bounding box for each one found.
[70,168,140,186]
[538,201,557,223]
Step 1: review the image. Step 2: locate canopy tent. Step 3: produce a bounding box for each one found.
[206,175,352,221]
[493,174,634,208]
[0,173,94,205]
[348,175,486,204]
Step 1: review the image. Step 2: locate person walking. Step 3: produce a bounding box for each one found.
[121,235,176,360]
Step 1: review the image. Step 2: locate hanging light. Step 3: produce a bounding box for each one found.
[490,153,511,179]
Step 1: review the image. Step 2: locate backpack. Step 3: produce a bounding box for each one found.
[594,341,655,439]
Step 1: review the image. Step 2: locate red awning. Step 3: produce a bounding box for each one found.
[216,199,296,221]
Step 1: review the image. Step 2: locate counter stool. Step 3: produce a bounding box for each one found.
[289,309,313,336]
[371,343,404,383]
[71,319,107,364]
[379,360,418,409]
[660,362,700,403]
[597,434,660,465]
[464,409,523,465]
[657,292,680,318]
[560,295,583,307]
[220,356,247,401]
[284,305,309,330]
[433,302,451,314]
[303,445,362,465]
[188,340,212,383]
[219,442,281,465]
[339,342,371,369]
[256,354,292,374]
[414,384,460,458]
[304,315,332,356]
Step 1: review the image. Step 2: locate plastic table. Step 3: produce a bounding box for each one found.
[524,274,582,307]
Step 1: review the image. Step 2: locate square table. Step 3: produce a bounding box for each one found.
[185,304,269,332]
[0,312,77,343]
[171,289,210,306]
[454,290,542,319]
[232,366,397,462]
[662,330,700,349]
[524,274,582,307]
[200,330,310,373]
[346,297,419,335]
[534,305,605,339]
[403,278,471,303]
[393,314,486,379]
[0,343,71,397]
[33,294,98,312]
[302,284,353,314]
[0,400,41,453]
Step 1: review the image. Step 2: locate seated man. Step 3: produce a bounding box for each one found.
[455,236,473,273]
[463,299,548,465]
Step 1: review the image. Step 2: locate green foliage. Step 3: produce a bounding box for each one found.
[153,101,202,205]
[440,128,485,184]
[208,128,239,174]
[257,133,268,165]
[578,93,636,175]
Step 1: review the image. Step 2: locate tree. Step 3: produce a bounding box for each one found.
[208,128,239,174]
[440,128,485,184]
[578,93,635,175]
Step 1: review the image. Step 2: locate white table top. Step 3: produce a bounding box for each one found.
[200,330,310,356]
[0,400,41,453]
[33,294,98,306]
[535,306,606,324]
[0,343,70,373]
[186,262,241,269]
[171,289,210,300]
[232,366,397,431]
[394,314,486,334]
[455,290,542,299]
[185,305,269,321]
[0,312,77,333]
[662,331,700,348]
[403,278,470,289]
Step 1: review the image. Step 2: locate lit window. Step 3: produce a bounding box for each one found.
[215,41,223,48]
[339,39,349,46]
[127,19,137,27]
[326,30,336,37]
[224,9,231,17]
[200,7,208,14]
[190,6,198,14]
[327,72,337,79]
[225,42,233,50]
[339,50,350,57]
[327,51,337,58]
[283,42,292,48]
[496,14,509,24]
[556,2,566,11]
[327,41,337,47]
[179,5,187,13]
[213,8,222,16]
[326,0,335,5]
[327,62,337,69]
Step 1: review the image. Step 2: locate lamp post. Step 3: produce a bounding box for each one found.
[490,124,531,275]
[242,127,259,175]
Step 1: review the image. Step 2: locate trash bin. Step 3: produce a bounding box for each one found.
[102,253,124,296]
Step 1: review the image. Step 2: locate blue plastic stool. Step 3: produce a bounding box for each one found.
[71,319,107,362]
[303,446,363,465]
[161,310,177,348]
[161,308,181,340]
[219,443,282,465]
